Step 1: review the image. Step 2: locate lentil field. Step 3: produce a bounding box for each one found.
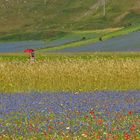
[0,53,140,140]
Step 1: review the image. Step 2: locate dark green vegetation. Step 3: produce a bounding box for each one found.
[0,0,140,41]
[0,52,140,62]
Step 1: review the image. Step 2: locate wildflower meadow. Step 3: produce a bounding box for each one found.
[0,53,140,140]
[1,91,140,140]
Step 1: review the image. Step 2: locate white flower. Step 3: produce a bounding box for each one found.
[103,132,107,135]
[81,133,88,137]
[74,92,79,94]
[66,127,70,130]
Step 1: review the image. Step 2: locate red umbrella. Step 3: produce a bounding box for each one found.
[24,49,35,53]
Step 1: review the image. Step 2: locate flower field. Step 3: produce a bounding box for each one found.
[0,53,140,139]
[0,91,140,140]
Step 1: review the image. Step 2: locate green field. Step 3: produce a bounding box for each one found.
[0,52,140,61]
[39,25,140,52]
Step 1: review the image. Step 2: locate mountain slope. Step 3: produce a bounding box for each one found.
[0,0,140,41]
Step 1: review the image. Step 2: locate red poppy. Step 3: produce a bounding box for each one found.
[132,124,136,128]
[97,119,103,125]
[85,115,89,119]
[130,127,135,132]
[130,124,136,132]
[128,111,132,115]
[124,132,130,140]
[89,111,94,115]
[108,133,111,137]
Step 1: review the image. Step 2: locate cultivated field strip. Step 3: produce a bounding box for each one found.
[0,59,139,93]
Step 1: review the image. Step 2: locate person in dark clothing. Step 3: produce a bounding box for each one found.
[31,52,35,57]
[30,52,35,63]
[99,37,103,41]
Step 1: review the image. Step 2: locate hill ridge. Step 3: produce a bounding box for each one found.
[0,0,140,40]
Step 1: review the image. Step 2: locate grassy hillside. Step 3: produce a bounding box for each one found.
[0,0,140,41]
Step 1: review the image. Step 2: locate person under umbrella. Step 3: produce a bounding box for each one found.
[24,49,35,63]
